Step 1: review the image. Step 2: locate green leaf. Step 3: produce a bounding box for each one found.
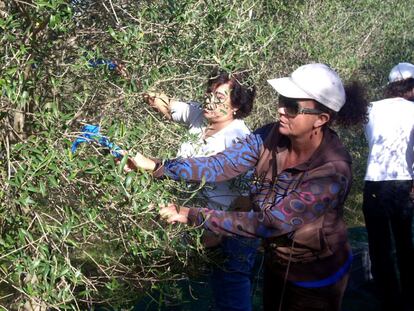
[117,155,129,175]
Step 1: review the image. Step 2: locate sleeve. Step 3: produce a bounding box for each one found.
[153,132,264,182]
[170,100,204,128]
[187,161,351,239]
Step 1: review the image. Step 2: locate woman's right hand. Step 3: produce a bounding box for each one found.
[143,92,171,119]
[117,151,157,173]
[159,203,189,224]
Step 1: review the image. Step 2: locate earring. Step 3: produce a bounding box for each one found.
[233,111,237,116]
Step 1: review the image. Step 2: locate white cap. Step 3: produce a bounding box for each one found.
[388,62,414,83]
[267,63,346,112]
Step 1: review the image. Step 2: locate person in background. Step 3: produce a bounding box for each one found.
[139,70,260,311]
[126,63,369,311]
[362,62,414,311]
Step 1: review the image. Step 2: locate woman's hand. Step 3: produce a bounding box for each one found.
[129,152,156,172]
[159,203,189,224]
[117,151,156,172]
[143,92,171,119]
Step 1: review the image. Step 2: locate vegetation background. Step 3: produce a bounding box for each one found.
[1,0,414,309]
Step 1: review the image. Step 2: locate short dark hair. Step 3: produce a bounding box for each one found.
[206,69,256,119]
[384,78,414,100]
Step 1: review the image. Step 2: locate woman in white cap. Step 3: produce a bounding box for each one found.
[126,63,369,310]
[363,62,414,311]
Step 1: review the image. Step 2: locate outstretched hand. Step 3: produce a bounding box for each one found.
[159,203,189,224]
[116,151,156,173]
[143,92,171,119]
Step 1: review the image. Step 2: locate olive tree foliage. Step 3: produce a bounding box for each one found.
[0,0,413,309]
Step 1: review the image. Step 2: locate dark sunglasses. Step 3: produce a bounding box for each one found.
[278,96,324,117]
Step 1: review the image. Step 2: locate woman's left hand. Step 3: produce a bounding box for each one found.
[159,203,189,224]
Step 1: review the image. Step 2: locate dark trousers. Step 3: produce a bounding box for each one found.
[262,261,349,311]
[362,180,414,311]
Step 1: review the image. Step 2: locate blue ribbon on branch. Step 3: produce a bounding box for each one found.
[71,124,123,159]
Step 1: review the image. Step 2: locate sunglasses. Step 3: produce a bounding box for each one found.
[278,96,324,117]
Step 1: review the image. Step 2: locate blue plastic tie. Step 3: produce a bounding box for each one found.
[71,124,123,158]
[88,59,117,71]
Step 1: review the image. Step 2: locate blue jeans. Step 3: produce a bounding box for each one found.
[210,236,260,311]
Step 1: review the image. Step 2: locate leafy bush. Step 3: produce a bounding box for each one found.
[1,0,413,309]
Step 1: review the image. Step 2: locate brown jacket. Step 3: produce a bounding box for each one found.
[156,122,353,282]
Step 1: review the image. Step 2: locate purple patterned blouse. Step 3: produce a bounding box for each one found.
[154,122,353,283]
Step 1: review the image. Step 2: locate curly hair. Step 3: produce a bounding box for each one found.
[384,78,414,100]
[316,81,369,127]
[206,69,256,119]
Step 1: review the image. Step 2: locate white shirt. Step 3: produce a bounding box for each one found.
[364,97,414,181]
[171,100,251,210]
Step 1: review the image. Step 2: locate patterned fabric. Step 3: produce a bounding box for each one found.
[161,123,350,239]
[162,132,260,183]
[186,169,349,239]
[155,122,353,283]
[364,97,414,181]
